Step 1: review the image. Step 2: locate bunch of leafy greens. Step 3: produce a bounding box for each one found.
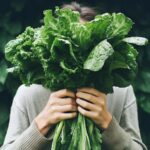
[5,7,148,150]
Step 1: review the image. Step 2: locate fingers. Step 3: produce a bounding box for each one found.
[77,87,105,98]
[78,106,95,119]
[51,89,75,98]
[76,98,95,111]
[76,91,97,104]
[58,112,77,120]
[49,97,76,106]
[53,105,77,113]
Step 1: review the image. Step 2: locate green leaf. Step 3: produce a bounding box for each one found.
[109,51,130,72]
[43,10,57,31]
[0,60,8,85]
[84,40,114,71]
[60,61,78,74]
[113,73,131,87]
[110,60,130,71]
[50,37,77,62]
[55,7,80,23]
[115,43,138,69]
[5,38,23,61]
[106,13,133,38]
[123,37,148,46]
[5,26,34,62]
[111,43,138,87]
[71,23,91,49]
[86,13,112,40]
[55,7,80,36]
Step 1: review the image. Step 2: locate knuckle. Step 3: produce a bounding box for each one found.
[68,98,73,104]
[94,113,99,119]
[68,104,74,110]
[47,102,53,109]
[88,95,93,100]
[47,100,52,106]
[97,108,102,114]
[55,115,60,121]
[50,92,56,98]
[48,98,53,103]
[51,115,58,123]
[53,118,58,123]
[100,100,105,106]
[49,100,55,105]
[51,106,56,112]
[63,89,68,94]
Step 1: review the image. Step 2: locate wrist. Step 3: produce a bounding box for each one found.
[101,113,112,130]
[35,117,51,136]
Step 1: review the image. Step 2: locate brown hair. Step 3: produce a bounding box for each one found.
[61,2,97,21]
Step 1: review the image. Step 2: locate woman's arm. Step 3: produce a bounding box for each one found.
[102,105,147,150]
[76,86,147,150]
[1,100,52,150]
[1,87,77,150]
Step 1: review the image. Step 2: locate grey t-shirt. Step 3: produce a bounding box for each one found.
[0,84,147,150]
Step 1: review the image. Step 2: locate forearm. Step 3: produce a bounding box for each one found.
[1,120,52,150]
[102,117,147,150]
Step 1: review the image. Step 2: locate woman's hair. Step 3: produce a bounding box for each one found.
[61,2,97,21]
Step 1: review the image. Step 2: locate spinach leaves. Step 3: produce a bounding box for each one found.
[5,7,148,150]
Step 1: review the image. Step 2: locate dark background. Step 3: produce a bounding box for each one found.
[0,0,150,148]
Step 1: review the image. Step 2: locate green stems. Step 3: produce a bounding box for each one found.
[51,121,64,150]
[51,113,102,150]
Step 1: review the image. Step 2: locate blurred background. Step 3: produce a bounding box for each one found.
[0,0,150,148]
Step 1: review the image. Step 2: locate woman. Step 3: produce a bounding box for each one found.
[1,2,147,150]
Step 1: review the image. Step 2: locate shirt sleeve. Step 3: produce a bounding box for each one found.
[101,86,148,150]
[0,100,52,150]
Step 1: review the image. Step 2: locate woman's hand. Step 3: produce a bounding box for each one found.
[35,89,77,136]
[76,87,112,130]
